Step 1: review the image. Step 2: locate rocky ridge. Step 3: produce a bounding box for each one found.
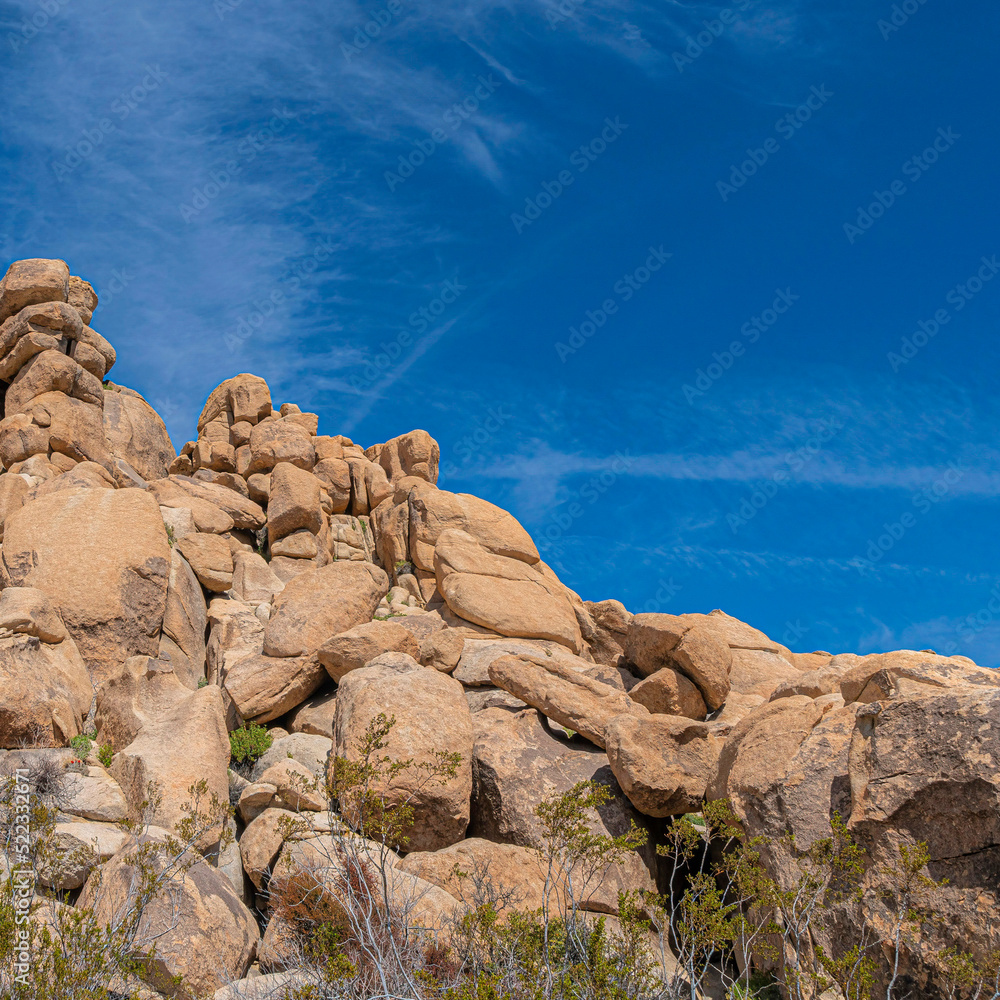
[0,259,997,998]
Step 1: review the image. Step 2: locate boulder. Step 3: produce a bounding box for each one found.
[470,707,656,913]
[258,758,325,811]
[409,484,539,567]
[2,488,170,685]
[102,385,177,481]
[160,475,265,531]
[176,532,235,592]
[264,561,388,658]
[0,626,92,748]
[239,806,294,889]
[110,684,231,848]
[224,652,327,724]
[267,461,323,546]
[80,843,259,1000]
[418,628,465,672]
[847,689,1000,988]
[628,667,707,718]
[366,429,440,487]
[454,637,581,687]
[94,655,194,751]
[285,688,337,737]
[246,419,315,474]
[158,549,208,689]
[24,391,111,467]
[580,598,632,667]
[197,373,272,430]
[250,732,332,782]
[56,764,128,822]
[317,619,420,681]
[230,551,285,605]
[0,472,28,541]
[624,613,731,710]
[398,837,553,913]
[435,530,582,652]
[0,258,69,324]
[487,653,647,749]
[40,821,129,890]
[839,649,1000,704]
[0,585,69,642]
[605,713,727,817]
[332,658,473,852]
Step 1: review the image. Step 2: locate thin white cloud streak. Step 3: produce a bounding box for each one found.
[472,446,1000,496]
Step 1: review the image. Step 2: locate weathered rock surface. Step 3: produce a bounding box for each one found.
[487,652,647,749]
[102,384,176,481]
[470,707,656,913]
[624,666,707,719]
[435,529,583,652]
[3,488,170,684]
[0,592,92,748]
[605,713,727,817]
[110,681,230,848]
[264,561,388,658]
[333,658,473,852]
[80,843,260,1000]
[839,649,1000,704]
[318,619,420,681]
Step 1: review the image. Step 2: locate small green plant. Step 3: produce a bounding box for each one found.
[69,733,93,756]
[97,743,114,768]
[198,677,208,689]
[229,722,273,767]
[165,524,177,548]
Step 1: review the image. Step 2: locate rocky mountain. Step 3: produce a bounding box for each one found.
[0,258,997,1000]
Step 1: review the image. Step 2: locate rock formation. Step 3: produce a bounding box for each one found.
[0,257,995,999]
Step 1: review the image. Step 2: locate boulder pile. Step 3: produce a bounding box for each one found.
[0,258,996,998]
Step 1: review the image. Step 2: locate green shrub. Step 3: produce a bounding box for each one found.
[69,734,93,757]
[97,743,114,769]
[229,723,273,766]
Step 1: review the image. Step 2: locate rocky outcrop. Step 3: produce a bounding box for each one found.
[1,257,995,999]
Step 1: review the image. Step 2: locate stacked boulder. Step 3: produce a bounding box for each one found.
[0,257,997,998]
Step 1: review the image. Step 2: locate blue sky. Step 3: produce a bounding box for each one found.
[2,0,999,662]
